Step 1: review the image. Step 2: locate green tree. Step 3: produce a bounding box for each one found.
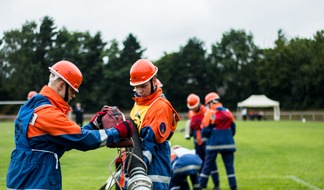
[156,37,208,111]
[0,21,39,100]
[74,32,106,112]
[101,34,145,110]
[256,30,289,103]
[208,29,260,109]
[256,30,321,109]
[101,39,121,106]
[34,16,57,88]
[309,30,324,108]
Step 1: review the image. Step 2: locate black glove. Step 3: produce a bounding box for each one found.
[90,111,107,129]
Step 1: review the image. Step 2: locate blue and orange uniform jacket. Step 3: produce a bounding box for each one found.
[188,104,206,146]
[201,105,236,153]
[6,85,121,190]
[127,87,180,190]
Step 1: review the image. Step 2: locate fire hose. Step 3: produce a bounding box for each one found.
[99,106,152,190]
[125,120,152,190]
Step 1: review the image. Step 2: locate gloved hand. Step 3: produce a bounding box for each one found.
[101,106,125,129]
[90,110,107,129]
[190,115,204,130]
[114,120,134,139]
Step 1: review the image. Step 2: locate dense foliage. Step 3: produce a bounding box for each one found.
[0,16,323,113]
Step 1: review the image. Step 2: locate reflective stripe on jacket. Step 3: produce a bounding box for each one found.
[6,85,120,190]
[201,106,236,153]
[129,88,180,189]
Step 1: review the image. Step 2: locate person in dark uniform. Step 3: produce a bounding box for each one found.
[73,102,84,126]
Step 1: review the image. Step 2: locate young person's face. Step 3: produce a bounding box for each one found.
[134,81,152,97]
[58,81,76,102]
[191,105,200,112]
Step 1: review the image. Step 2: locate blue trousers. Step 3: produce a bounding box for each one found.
[195,141,219,187]
[170,172,200,190]
[199,151,237,189]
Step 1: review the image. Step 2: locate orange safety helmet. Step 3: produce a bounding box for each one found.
[205,92,220,105]
[48,60,83,92]
[187,93,200,109]
[130,59,158,86]
[27,91,37,99]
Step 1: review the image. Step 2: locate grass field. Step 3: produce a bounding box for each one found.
[1,120,324,190]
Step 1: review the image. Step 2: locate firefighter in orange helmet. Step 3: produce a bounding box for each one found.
[7,60,133,190]
[185,93,207,164]
[199,92,237,190]
[126,59,180,189]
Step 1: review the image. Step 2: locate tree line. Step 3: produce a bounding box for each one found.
[0,16,323,114]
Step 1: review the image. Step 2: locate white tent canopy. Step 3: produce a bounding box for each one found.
[237,95,280,121]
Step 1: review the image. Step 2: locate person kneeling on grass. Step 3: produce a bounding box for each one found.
[170,145,203,190]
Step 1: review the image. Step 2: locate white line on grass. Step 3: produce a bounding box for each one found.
[229,175,322,189]
[286,176,322,190]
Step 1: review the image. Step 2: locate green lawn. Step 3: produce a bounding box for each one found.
[1,120,324,190]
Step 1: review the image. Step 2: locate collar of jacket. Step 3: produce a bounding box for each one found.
[133,88,163,106]
[39,85,71,115]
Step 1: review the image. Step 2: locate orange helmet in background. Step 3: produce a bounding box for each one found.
[130,59,158,86]
[49,60,83,92]
[187,93,200,109]
[27,91,37,99]
[156,78,163,88]
[205,92,220,105]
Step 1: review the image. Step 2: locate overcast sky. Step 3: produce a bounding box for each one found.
[1,0,323,60]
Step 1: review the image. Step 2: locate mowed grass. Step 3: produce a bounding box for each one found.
[1,120,324,190]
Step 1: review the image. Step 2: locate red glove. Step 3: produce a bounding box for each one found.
[90,111,107,129]
[190,115,204,130]
[114,120,134,139]
[101,106,124,129]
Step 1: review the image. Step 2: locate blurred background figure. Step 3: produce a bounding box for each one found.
[156,78,163,88]
[185,93,207,166]
[73,102,84,126]
[27,91,37,100]
[241,107,247,120]
[200,92,237,190]
[170,145,202,190]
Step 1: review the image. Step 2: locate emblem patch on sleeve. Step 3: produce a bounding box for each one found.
[159,122,166,134]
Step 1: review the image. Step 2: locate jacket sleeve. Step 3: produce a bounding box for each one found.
[142,100,174,144]
[139,127,157,166]
[28,106,120,151]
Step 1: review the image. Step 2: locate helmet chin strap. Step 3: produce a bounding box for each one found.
[197,104,201,112]
[64,82,69,102]
[150,79,156,95]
